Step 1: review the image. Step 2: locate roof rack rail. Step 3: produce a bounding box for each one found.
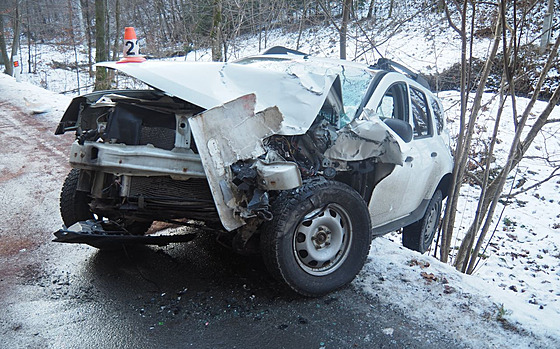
[371,58,431,91]
[262,46,308,56]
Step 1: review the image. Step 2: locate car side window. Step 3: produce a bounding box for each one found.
[376,83,409,122]
[430,96,444,134]
[410,87,432,138]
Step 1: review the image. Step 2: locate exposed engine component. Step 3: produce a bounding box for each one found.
[264,118,339,178]
[230,161,272,221]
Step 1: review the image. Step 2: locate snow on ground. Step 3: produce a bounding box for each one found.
[359,238,559,348]
[0,72,71,124]
[1,9,559,347]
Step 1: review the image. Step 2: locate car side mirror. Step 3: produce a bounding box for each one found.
[384,118,413,143]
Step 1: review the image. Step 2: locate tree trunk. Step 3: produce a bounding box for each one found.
[83,0,94,77]
[67,0,81,94]
[296,0,307,50]
[440,0,469,263]
[112,0,120,61]
[72,0,85,41]
[448,18,502,269]
[94,0,109,90]
[0,17,12,75]
[367,0,375,20]
[26,0,32,73]
[441,1,501,263]
[340,0,352,60]
[9,3,21,75]
[211,0,223,62]
[539,0,554,53]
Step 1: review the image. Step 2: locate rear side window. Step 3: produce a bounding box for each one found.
[410,87,432,138]
[430,96,444,134]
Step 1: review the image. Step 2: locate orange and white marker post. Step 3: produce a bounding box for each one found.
[13,54,21,82]
[117,27,146,63]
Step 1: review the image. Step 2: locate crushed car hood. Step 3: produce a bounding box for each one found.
[97,61,339,135]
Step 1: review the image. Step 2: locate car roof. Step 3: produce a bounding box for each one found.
[237,46,433,92]
[235,53,378,74]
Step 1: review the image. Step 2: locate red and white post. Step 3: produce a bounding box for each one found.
[13,53,21,82]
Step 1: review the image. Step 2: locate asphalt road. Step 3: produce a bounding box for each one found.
[0,102,465,348]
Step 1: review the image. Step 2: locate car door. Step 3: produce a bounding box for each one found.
[401,85,439,210]
[363,77,437,227]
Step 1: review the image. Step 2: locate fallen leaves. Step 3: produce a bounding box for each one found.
[409,259,430,268]
[421,271,437,282]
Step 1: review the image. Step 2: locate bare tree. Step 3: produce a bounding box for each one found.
[0,1,21,76]
[94,0,109,90]
[439,0,560,273]
[340,0,352,59]
[439,0,500,264]
[210,0,223,62]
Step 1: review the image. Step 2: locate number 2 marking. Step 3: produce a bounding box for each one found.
[125,41,135,55]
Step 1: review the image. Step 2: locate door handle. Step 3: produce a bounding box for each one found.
[405,156,413,162]
[431,152,437,158]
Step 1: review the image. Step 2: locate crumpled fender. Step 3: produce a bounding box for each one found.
[325,117,405,165]
[188,93,284,231]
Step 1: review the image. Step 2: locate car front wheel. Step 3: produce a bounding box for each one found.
[60,169,94,227]
[260,179,372,297]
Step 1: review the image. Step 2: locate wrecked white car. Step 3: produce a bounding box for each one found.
[54,47,453,296]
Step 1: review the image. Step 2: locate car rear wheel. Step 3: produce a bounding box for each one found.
[260,179,372,297]
[402,190,442,254]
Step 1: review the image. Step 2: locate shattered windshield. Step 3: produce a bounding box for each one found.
[339,66,375,123]
[235,57,375,124]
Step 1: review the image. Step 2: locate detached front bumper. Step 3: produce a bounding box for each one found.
[68,141,205,179]
[54,220,197,249]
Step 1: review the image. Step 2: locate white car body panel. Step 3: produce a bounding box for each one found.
[189,94,284,231]
[364,76,453,228]
[97,61,338,135]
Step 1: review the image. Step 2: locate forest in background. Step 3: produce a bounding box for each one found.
[1,0,442,63]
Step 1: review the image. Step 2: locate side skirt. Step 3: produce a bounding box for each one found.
[371,198,430,237]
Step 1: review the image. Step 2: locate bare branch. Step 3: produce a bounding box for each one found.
[503,167,560,198]
[443,0,462,36]
[316,0,340,32]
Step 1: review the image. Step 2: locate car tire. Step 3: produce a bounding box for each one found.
[402,190,442,254]
[60,169,94,227]
[260,179,372,297]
